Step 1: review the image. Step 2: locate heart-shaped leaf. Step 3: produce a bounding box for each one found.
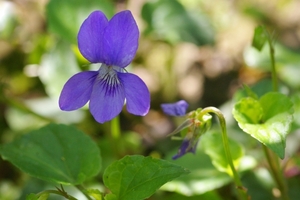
[103,155,189,200]
[0,123,101,185]
[233,92,293,159]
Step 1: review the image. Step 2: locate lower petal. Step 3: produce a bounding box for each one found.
[89,78,125,123]
[172,139,198,160]
[59,71,97,111]
[118,72,150,116]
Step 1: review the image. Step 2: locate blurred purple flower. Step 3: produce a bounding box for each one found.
[161,100,205,159]
[172,139,199,159]
[161,100,189,116]
[59,10,150,123]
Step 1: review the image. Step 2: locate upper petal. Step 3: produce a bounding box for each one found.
[161,100,189,116]
[59,71,98,111]
[89,73,126,123]
[78,11,108,63]
[118,72,150,116]
[102,10,139,68]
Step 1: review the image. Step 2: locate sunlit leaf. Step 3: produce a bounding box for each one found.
[103,155,189,200]
[200,132,244,176]
[233,92,294,159]
[86,189,103,200]
[0,123,101,185]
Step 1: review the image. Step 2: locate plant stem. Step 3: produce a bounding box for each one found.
[267,32,278,92]
[263,146,289,200]
[111,115,121,139]
[76,185,93,200]
[200,107,248,200]
[263,29,290,200]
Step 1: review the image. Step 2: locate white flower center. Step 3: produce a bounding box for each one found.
[98,64,123,86]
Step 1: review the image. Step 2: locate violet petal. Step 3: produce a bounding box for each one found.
[118,72,150,116]
[161,100,189,116]
[59,71,98,111]
[172,139,198,160]
[89,75,126,123]
[102,10,139,68]
[78,11,108,63]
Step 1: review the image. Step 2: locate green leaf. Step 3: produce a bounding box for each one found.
[104,194,117,200]
[86,189,103,200]
[233,97,263,124]
[161,191,222,200]
[233,92,294,159]
[26,193,49,200]
[233,79,273,101]
[200,132,244,176]
[0,123,101,185]
[26,194,38,200]
[252,26,267,51]
[37,193,49,200]
[141,0,214,45]
[103,155,189,200]
[161,151,232,195]
[46,0,114,44]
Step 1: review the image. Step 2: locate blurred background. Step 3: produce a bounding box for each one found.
[1,0,300,199]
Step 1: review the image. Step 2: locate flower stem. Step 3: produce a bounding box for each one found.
[266,31,278,92]
[263,29,290,200]
[200,107,248,200]
[111,115,121,139]
[263,146,289,200]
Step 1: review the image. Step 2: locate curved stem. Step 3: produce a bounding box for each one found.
[199,107,248,200]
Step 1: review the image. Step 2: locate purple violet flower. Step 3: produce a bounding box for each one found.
[59,10,150,123]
